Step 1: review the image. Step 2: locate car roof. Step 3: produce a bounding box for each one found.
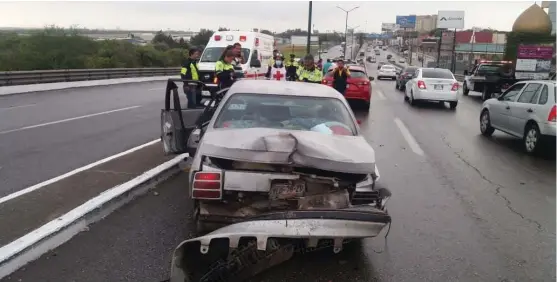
[348,65,365,71]
[228,80,343,99]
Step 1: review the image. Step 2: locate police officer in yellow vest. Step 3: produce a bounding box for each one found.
[180,48,201,108]
[285,54,299,81]
[215,49,237,90]
[297,54,323,83]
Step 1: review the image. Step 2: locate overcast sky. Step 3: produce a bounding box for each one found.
[0,1,535,33]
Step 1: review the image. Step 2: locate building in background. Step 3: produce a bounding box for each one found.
[546,1,556,35]
[415,15,438,34]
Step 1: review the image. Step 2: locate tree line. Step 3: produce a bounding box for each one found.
[0,26,345,71]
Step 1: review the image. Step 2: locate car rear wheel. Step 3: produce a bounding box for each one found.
[523,123,541,154]
[480,110,495,137]
[409,91,417,106]
[395,82,399,90]
[463,82,469,96]
[449,101,458,109]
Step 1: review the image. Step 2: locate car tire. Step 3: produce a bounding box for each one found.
[449,101,458,109]
[363,101,371,111]
[481,85,491,101]
[463,82,469,96]
[523,122,541,154]
[395,82,399,90]
[480,109,495,137]
[409,91,417,106]
[392,77,396,81]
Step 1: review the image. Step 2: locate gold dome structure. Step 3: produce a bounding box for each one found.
[512,3,553,34]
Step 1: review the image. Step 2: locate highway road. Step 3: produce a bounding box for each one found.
[3,43,555,282]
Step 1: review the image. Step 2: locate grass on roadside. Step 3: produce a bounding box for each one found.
[277,45,321,59]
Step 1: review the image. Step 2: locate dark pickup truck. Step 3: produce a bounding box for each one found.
[462,60,517,101]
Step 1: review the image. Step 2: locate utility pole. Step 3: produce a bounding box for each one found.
[307,1,312,55]
[336,5,359,59]
[451,28,457,72]
[436,30,443,68]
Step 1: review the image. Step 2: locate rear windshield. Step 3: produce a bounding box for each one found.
[349,70,367,78]
[477,64,513,74]
[200,47,251,63]
[214,93,357,135]
[381,65,395,70]
[422,69,454,79]
[404,67,418,74]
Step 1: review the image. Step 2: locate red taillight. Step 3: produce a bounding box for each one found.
[192,172,222,199]
[255,38,259,46]
[451,83,459,91]
[240,35,247,42]
[548,105,556,122]
[214,35,221,41]
[417,80,426,89]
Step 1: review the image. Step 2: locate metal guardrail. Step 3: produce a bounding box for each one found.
[0,67,180,86]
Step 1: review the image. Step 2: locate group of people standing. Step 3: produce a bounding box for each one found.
[180,45,351,108]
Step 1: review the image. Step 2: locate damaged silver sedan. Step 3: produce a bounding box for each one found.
[161,79,392,282]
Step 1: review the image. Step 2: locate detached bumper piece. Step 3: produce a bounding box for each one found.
[170,207,391,282]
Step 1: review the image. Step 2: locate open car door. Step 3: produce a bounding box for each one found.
[160,79,206,155]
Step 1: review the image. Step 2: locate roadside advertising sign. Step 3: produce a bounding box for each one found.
[437,11,465,29]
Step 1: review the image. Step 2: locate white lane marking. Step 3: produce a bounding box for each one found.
[0,106,141,135]
[375,89,386,100]
[148,88,164,91]
[0,152,187,279]
[0,104,37,111]
[394,117,425,156]
[0,139,160,205]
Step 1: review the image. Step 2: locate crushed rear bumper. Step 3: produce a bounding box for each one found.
[170,206,390,282]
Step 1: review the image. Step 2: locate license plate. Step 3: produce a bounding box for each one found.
[202,90,211,97]
[269,180,305,200]
[434,85,443,90]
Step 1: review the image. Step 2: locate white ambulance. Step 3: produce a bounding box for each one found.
[197,31,275,94]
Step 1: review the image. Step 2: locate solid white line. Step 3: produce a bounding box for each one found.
[375,90,386,100]
[0,152,187,279]
[0,106,141,135]
[394,117,425,156]
[0,104,37,111]
[0,139,160,205]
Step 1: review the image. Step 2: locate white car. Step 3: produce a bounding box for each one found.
[479,80,556,154]
[399,58,406,63]
[377,65,397,80]
[404,68,460,109]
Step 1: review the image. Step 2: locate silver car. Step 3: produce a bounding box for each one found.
[480,80,556,154]
[163,79,392,281]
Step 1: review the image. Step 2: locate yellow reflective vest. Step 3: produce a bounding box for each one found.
[297,66,323,83]
[180,59,199,81]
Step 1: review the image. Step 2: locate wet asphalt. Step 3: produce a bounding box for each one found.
[2,46,556,282]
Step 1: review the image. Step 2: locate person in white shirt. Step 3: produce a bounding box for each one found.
[268,53,287,81]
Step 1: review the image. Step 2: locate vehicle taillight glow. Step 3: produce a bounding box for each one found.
[417,80,426,89]
[214,35,221,41]
[239,35,247,42]
[451,83,459,91]
[548,105,556,122]
[192,172,222,199]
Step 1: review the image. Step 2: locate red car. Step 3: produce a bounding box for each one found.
[322,65,374,110]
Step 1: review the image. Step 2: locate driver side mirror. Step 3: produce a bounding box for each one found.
[250,59,261,68]
[186,128,202,157]
[463,70,469,76]
[369,76,375,81]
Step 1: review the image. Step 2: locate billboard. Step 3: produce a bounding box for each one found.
[515,45,554,80]
[437,11,465,29]
[396,15,416,28]
[290,35,319,46]
[381,23,399,31]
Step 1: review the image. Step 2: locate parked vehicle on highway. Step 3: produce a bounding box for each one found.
[404,68,460,109]
[399,58,406,63]
[197,31,272,94]
[377,65,397,80]
[323,65,375,110]
[387,54,392,60]
[395,66,418,91]
[377,61,386,70]
[163,79,391,282]
[479,80,556,154]
[463,60,517,101]
[375,50,381,56]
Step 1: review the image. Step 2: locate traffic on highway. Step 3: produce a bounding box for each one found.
[0,40,554,282]
[0,3,556,280]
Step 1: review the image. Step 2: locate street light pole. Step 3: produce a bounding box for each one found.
[348,25,360,60]
[307,1,313,55]
[336,5,359,59]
